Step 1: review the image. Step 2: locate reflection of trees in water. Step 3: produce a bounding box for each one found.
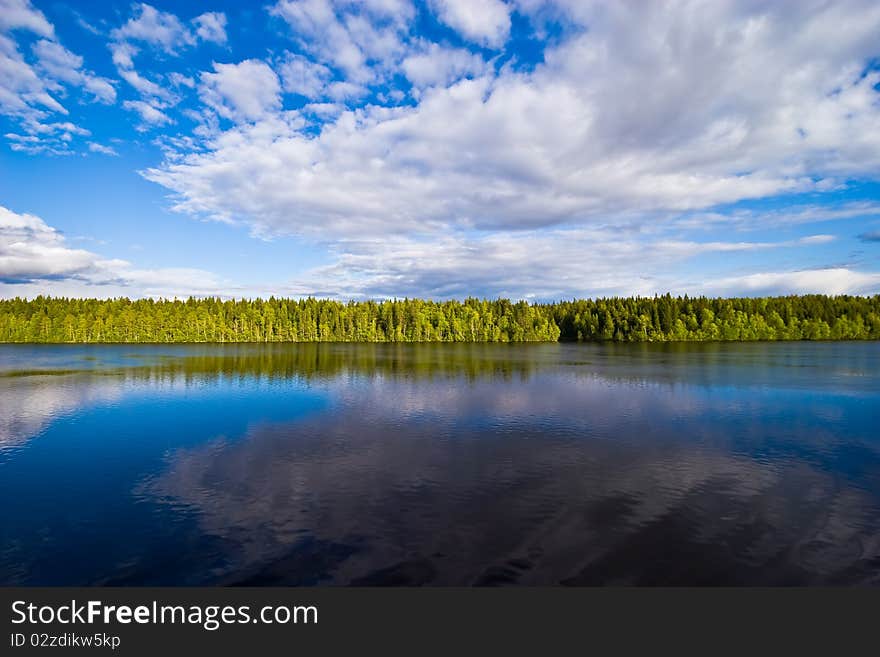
[160,343,547,383]
[139,382,880,586]
[5,342,878,393]
[1,344,546,385]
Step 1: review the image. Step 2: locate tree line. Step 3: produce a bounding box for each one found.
[0,294,878,343]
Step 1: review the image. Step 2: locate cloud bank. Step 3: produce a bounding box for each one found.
[0,206,228,298]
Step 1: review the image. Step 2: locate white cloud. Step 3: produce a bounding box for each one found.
[199,60,282,122]
[4,132,38,142]
[109,4,213,124]
[169,72,195,88]
[6,0,880,301]
[73,12,101,36]
[123,99,173,129]
[109,38,177,115]
[4,120,90,155]
[402,42,489,88]
[0,2,106,136]
[0,0,53,38]
[303,102,343,117]
[278,52,331,98]
[87,141,118,156]
[0,33,67,122]
[271,0,367,81]
[270,0,414,84]
[82,76,117,105]
[148,1,880,246]
[32,39,81,78]
[109,40,136,70]
[193,12,228,45]
[32,39,116,104]
[1,203,874,302]
[673,202,880,232]
[116,64,174,102]
[702,268,880,297]
[0,2,181,149]
[0,206,96,281]
[797,234,836,245]
[430,0,511,49]
[262,229,866,301]
[50,122,89,137]
[324,80,367,101]
[111,3,228,52]
[0,206,229,298]
[111,3,195,54]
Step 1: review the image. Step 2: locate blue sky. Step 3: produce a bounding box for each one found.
[1,0,880,300]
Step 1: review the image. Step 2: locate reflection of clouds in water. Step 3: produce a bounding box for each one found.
[0,372,216,453]
[335,372,681,424]
[3,343,878,584]
[140,376,880,585]
[335,372,878,462]
[0,376,126,451]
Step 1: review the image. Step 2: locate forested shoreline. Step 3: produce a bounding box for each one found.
[1,295,879,343]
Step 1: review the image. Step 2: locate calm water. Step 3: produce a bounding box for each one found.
[1,342,878,586]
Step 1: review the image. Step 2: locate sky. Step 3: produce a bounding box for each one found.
[1,0,880,301]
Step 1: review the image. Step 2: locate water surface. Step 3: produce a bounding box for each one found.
[1,342,878,586]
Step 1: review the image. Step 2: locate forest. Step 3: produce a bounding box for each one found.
[0,294,879,343]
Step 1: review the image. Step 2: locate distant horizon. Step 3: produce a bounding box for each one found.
[2,291,880,304]
[2,1,880,300]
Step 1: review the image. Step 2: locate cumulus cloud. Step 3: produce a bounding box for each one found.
[429,0,511,49]
[7,1,880,300]
[0,206,228,298]
[270,0,414,84]
[0,3,81,133]
[263,229,865,301]
[110,47,176,120]
[402,42,489,88]
[0,29,97,155]
[193,12,228,45]
[6,121,91,155]
[115,64,173,102]
[1,203,875,301]
[32,39,116,104]
[168,72,195,89]
[112,4,228,51]
[123,99,173,129]
[0,0,53,37]
[111,3,196,54]
[0,206,96,282]
[87,142,119,156]
[702,268,880,297]
[199,60,282,123]
[109,10,181,132]
[0,0,118,153]
[110,5,228,128]
[147,0,880,248]
[0,32,67,122]
[324,80,367,101]
[278,52,331,99]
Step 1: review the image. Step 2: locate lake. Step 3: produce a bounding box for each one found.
[1,342,878,586]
